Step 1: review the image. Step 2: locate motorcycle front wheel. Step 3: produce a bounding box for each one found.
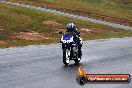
[63,49,70,66]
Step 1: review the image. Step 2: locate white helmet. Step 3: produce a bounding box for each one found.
[67,23,76,32]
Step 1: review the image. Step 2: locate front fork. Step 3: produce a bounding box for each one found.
[62,44,78,59]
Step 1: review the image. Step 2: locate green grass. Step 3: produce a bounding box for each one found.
[5,0,132,26]
[0,4,132,48]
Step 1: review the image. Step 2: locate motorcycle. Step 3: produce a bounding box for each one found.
[60,32,82,66]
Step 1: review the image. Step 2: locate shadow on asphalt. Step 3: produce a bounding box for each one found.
[62,63,83,73]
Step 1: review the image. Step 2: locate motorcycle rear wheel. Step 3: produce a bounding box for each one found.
[74,46,81,65]
[74,56,81,65]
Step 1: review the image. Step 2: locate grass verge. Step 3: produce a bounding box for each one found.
[0,4,132,48]
[5,0,132,26]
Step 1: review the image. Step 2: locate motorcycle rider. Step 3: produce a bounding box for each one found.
[66,23,83,56]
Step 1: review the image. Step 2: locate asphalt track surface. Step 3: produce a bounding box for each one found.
[0,0,132,30]
[0,37,132,88]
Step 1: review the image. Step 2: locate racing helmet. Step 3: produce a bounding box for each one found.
[67,23,76,32]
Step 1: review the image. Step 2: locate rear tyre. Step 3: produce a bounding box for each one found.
[74,57,81,65]
[74,55,81,64]
[74,48,81,65]
[63,49,70,66]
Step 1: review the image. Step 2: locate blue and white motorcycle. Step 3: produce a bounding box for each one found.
[60,32,82,66]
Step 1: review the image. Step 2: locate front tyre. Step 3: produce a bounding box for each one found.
[63,49,70,66]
